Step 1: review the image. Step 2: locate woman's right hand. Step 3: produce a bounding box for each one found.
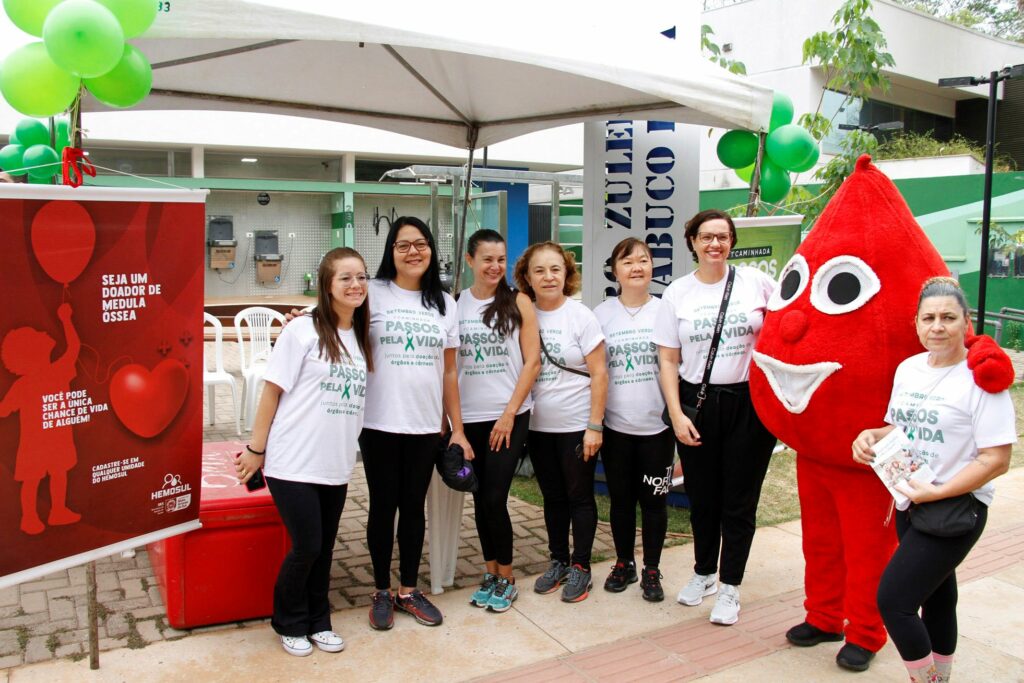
[671,412,701,447]
[283,308,306,326]
[851,429,878,465]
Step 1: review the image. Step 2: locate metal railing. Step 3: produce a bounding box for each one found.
[970,309,1024,344]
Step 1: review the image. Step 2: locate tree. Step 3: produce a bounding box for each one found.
[893,0,1023,43]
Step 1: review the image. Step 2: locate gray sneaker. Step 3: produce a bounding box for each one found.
[534,559,570,594]
[677,572,718,606]
[560,564,593,603]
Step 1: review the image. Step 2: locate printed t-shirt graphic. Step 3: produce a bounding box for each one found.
[594,296,667,435]
[530,299,604,433]
[364,279,459,433]
[456,290,532,423]
[262,315,366,486]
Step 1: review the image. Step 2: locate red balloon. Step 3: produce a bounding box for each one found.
[30,201,96,284]
[110,360,190,438]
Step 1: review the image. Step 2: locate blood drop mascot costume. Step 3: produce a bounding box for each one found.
[749,156,1014,666]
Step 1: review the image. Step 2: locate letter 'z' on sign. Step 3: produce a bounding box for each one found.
[257,193,270,206]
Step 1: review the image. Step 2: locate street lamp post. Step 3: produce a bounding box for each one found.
[939,64,1024,335]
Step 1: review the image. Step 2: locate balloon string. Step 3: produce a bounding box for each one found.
[84,164,198,191]
[76,345,133,385]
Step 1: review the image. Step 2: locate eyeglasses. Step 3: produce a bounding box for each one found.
[695,233,731,245]
[335,273,369,287]
[394,239,430,253]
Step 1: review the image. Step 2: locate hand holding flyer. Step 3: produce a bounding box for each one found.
[869,427,937,507]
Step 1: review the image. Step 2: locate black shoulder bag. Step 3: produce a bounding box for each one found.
[538,330,590,378]
[662,265,736,428]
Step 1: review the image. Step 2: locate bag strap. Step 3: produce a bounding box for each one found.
[695,265,736,411]
[538,329,591,378]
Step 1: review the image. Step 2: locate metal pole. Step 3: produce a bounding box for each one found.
[452,129,479,292]
[977,71,999,335]
[746,132,767,217]
[86,561,99,669]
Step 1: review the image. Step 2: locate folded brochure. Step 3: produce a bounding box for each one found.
[869,427,936,507]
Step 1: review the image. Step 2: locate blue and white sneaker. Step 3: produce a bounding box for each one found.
[486,577,518,613]
[470,573,498,607]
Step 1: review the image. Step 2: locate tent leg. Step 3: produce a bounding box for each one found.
[452,130,479,293]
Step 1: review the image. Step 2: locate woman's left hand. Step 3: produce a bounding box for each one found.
[582,428,602,462]
[489,412,514,452]
[234,450,264,484]
[450,429,475,461]
[899,478,944,504]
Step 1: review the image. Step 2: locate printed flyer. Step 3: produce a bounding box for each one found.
[0,185,206,589]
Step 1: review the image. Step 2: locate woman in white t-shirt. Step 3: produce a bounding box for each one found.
[359,217,471,631]
[594,237,673,603]
[654,209,778,626]
[235,247,371,658]
[512,241,607,604]
[458,229,541,613]
[853,277,1016,683]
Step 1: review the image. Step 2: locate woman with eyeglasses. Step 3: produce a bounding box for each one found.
[360,216,472,631]
[235,247,371,657]
[458,229,541,613]
[654,209,777,626]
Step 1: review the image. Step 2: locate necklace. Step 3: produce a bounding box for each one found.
[621,295,650,319]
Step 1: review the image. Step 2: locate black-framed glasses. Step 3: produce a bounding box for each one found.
[695,233,731,245]
[394,239,430,253]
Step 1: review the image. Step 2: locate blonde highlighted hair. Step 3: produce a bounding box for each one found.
[513,241,581,299]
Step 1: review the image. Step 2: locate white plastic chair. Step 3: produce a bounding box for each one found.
[234,306,286,431]
[203,313,241,435]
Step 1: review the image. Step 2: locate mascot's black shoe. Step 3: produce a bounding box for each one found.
[785,622,844,647]
[836,642,875,672]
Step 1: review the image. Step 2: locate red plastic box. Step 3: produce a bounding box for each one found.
[148,443,289,629]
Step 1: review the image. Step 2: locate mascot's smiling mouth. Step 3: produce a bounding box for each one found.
[752,352,842,414]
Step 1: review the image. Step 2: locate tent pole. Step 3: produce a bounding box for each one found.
[452,128,479,293]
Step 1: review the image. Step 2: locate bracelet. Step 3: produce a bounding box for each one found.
[246,444,266,456]
[586,423,604,432]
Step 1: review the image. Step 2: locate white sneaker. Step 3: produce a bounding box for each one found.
[310,630,345,653]
[281,635,313,657]
[709,583,740,625]
[677,572,717,606]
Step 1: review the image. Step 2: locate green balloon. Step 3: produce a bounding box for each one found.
[23,144,60,178]
[28,174,52,184]
[43,0,125,78]
[0,43,81,117]
[53,116,73,153]
[93,0,158,38]
[717,130,759,169]
[2,0,64,37]
[788,143,820,173]
[769,91,794,131]
[85,44,152,108]
[735,163,755,184]
[759,160,792,204]
[0,144,28,175]
[766,124,820,172]
[14,119,50,147]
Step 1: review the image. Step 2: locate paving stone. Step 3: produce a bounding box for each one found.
[0,631,20,656]
[105,614,129,639]
[122,579,148,600]
[23,635,53,664]
[133,619,163,643]
[0,588,18,609]
[20,578,69,594]
[0,653,24,670]
[54,642,84,658]
[45,598,76,622]
[46,586,87,600]
[19,592,47,615]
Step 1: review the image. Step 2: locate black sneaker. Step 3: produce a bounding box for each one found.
[534,559,570,595]
[394,589,443,626]
[603,560,638,593]
[785,621,844,647]
[368,590,393,630]
[836,642,875,672]
[640,567,664,602]
[560,564,593,603]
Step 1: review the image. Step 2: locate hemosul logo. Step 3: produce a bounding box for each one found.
[152,473,192,500]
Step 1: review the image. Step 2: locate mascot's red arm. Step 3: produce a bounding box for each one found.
[965,330,1015,393]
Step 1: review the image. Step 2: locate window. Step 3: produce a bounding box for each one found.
[821,90,954,155]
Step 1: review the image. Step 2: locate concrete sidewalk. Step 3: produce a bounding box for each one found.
[5,468,1023,682]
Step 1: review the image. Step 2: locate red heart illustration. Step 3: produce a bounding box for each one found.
[110,360,190,438]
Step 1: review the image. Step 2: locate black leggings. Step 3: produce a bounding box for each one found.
[528,430,598,570]
[677,380,775,586]
[601,427,676,568]
[877,504,988,661]
[358,428,440,590]
[266,477,347,637]
[465,411,530,566]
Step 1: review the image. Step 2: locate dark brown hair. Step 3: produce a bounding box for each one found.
[683,209,737,264]
[313,247,373,371]
[513,241,581,299]
[467,229,522,336]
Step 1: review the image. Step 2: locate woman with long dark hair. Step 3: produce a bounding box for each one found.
[458,229,541,613]
[236,247,371,657]
[594,237,674,602]
[360,216,472,630]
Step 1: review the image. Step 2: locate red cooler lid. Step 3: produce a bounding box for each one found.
[201,442,276,512]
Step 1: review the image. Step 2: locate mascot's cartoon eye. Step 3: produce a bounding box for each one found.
[809,255,881,315]
[767,254,810,311]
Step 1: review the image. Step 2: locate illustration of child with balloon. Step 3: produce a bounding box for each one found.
[0,302,82,535]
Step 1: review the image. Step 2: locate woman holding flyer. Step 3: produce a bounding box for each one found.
[852,277,1016,683]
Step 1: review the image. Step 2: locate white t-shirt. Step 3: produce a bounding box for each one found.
[885,353,1017,510]
[653,266,776,384]
[594,296,667,435]
[530,299,605,433]
[457,290,533,423]
[363,279,459,433]
[263,316,366,486]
